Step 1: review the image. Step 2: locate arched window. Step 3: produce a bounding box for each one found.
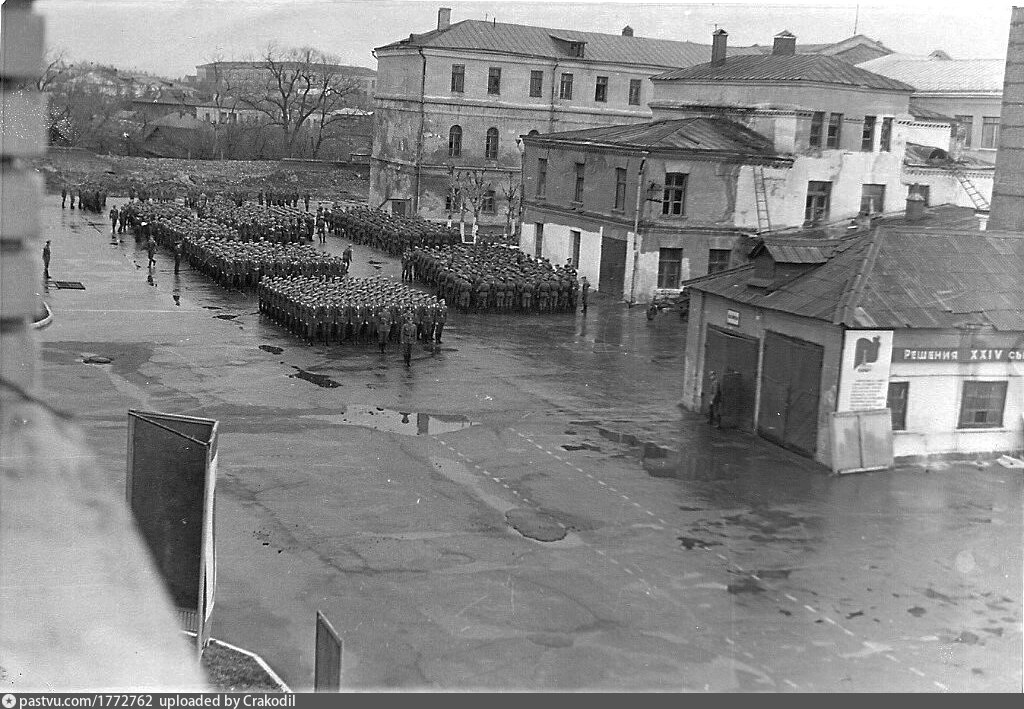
[485,127,499,160]
[448,125,462,158]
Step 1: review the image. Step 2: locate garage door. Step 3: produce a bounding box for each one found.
[599,236,626,297]
[702,326,759,431]
[758,331,824,457]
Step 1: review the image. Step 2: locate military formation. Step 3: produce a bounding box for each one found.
[258,276,448,357]
[61,183,108,213]
[332,207,461,255]
[404,244,580,314]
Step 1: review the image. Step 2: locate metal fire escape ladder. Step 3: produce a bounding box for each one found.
[752,166,773,234]
[949,164,990,211]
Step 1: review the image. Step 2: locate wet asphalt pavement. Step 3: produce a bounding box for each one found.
[36,197,1022,692]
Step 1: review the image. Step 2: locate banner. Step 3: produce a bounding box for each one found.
[837,330,894,412]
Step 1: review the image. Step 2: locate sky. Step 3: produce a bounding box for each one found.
[34,0,1017,78]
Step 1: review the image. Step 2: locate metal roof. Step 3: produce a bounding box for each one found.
[524,117,789,161]
[652,54,915,92]
[376,19,763,67]
[857,54,1005,94]
[689,228,1024,331]
[907,100,954,122]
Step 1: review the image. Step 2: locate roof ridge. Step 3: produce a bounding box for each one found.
[833,231,883,325]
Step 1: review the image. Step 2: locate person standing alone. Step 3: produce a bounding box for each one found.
[42,240,51,280]
[146,235,157,269]
[400,313,417,367]
[580,276,590,313]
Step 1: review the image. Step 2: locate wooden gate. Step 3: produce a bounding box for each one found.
[702,326,760,430]
[598,236,626,298]
[757,331,824,456]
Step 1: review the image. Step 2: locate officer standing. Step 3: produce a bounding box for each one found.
[42,240,51,279]
[400,313,417,367]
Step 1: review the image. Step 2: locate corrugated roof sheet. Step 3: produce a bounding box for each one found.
[377,19,763,67]
[689,228,1024,331]
[851,230,1024,330]
[652,54,914,91]
[526,117,788,159]
[764,243,831,263]
[857,53,1004,94]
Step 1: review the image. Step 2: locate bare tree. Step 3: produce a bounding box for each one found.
[457,169,491,242]
[500,171,523,240]
[236,44,363,158]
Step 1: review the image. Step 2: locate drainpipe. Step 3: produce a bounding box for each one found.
[628,153,649,305]
[413,46,427,215]
[548,60,560,132]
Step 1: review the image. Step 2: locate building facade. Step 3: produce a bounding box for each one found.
[520,31,917,302]
[858,53,1005,164]
[369,9,763,223]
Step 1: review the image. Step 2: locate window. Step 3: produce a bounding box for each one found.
[488,67,501,95]
[485,127,499,160]
[861,115,876,151]
[887,381,909,431]
[559,73,574,100]
[448,125,462,158]
[880,117,893,152]
[809,111,825,148]
[805,181,832,224]
[568,41,585,58]
[450,64,465,93]
[661,172,687,217]
[529,70,543,98]
[826,113,843,149]
[482,189,496,214]
[534,223,544,258]
[536,158,547,197]
[445,189,461,212]
[595,76,608,102]
[955,115,974,148]
[614,167,627,210]
[981,116,1000,149]
[707,249,731,274]
[570,230,581,268]
[391,199,408,216]
[657,248,684,289]
[860,184,885,215]
[958,381,1007,428]
[573,162,585,203]
[628,79,642,106]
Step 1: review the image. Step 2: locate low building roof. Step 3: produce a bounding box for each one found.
[522,117,791,163]
[907,100,954,122]
[904,142,996,170]
[376,19,763,67]
[652,53,914,92]
[857,53,1005,94]
[687,227,1024,331]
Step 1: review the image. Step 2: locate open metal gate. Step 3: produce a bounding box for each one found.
[599,236,626,298]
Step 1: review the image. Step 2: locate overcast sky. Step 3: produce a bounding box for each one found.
[36,0,1016,78]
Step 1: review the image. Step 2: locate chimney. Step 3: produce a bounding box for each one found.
[905,192,926,222]
[773,30,797,56]
[711,29,728,66]
[987,6,1024,231]
[438,7,451,30]
[622,25,634,37]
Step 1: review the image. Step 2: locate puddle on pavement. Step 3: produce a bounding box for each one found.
[305,407,477,435]
[506,508,567,542]
[259,345,284,354]
[214,314,238,320]
[290,367,341,388]
[727,576,766,595]
[561,443,602,452]
[203,306,223,310]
